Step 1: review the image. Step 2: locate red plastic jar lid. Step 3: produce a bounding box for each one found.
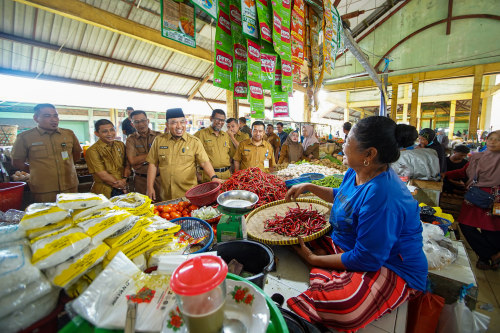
[170,255,228,296]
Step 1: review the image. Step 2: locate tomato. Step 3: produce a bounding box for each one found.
[172,204,180,211]
[182,209,189,216]
[156,205,164,212]
[160,212,171,220]
[164,206,173,213]
[171,212,181,219]
[182,212,190,217]
[188,205,198,211]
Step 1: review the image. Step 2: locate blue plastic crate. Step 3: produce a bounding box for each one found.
[285,176,311,188]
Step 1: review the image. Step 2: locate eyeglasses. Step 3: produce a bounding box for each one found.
[213,118,226,123]
[133,119,148,124]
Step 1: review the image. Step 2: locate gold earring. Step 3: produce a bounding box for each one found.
[363,160,369,166]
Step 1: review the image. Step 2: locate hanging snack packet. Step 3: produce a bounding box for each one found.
[271,1,281,54]
[281,54,293,92]
[279,0,292,57]
[293,63,302,84]
[31,227,91,269]
[20,203,68,230]
[272,89,289,117]
[274,58,282,89]
[247,39,265,115]
[241,0,259,39]
[214,0,234,91]
[260,43,277,90]
[291,0,305,65]
[256,0,273,44]
[45,242,110,288]
[230,0,248,99]
[323,0,334,74]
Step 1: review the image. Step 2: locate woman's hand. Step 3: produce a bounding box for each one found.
[293,237,316,265]
[285,183,310,201]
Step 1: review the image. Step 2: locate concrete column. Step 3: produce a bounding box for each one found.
[391,83,398,121]
[468,65,484,140]
[304,92,312,122]
[448,100,456,139]
[402,85,409,123]
[226,91,239,119]
[416,103,422,131]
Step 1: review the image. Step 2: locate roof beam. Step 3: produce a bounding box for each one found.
[0,32,209,83]
[14,0,213,63]
[188,73,212,101]
[324,62,500,91]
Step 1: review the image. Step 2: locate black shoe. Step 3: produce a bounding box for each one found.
[476,259,492,270]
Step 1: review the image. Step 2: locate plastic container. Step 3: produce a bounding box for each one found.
[212,239,274,289]
[301,172,325,181]
[431,216,453,235]
[285,176,311,188]
[170,256,228,333]
[170,217,214,254]
[0,182,25,211]
[185,181,221,206]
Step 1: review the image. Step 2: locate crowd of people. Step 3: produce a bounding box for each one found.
[11,104,323,203]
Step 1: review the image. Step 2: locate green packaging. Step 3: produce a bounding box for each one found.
[213,0,233,90]
[260,43,277,90]
[247,39,265,115]
[256,0,273,44]
[230,0,248,99]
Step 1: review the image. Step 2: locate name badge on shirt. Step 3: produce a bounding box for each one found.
[61,151,69,160]
[264,159,269,168]
[160,146,168,149]
[135,145,144,148]
[31,142,44,146]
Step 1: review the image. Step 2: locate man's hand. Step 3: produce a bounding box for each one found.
[147,187,156,201]
[285,183,309,201]
[112,178,127,189]
[212,177,224,184]
[228,130,235,139]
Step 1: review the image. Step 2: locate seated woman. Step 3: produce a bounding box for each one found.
[278,131,304,164]
[443,144,470,194]
[445,130,500,270]
[285,116,427,332]
[418,128,446,174]
[391,124,440,181]
[302,125,319,160]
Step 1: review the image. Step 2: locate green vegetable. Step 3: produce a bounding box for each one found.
[321,155,342,165]
[312,175,343,188]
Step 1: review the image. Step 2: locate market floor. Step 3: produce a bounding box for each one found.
[463,240,500,333]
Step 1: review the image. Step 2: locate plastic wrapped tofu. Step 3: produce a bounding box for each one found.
[0,289,59,333]
[0,275,53,318]
[110,192,152,215]
[72,199,113,221]
[56,193,108,210]
[0,224,26,244]
[45,242,110,288]
[72,252,175,331]
[0,245,43,298]
[31,227,91,269]
[19,203,69,230]
[76,209,135,243]
[25,217,73,240]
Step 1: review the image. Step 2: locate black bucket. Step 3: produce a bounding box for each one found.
[212,240,274,289]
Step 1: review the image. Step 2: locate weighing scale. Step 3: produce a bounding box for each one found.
[216,190,259,243]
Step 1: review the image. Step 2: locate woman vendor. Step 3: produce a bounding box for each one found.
[445,130,500,270]
[302,125,319,160]
[285,116,427,332]
[278,131,304,164]
[417,128,446,174]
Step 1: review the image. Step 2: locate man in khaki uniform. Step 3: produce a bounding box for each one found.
[12,104,82,203]
[226,118,249,158]
[126,110,162,200]
[239,117,252,136]
[85,119,130,198]
[194,109,232,182]
[234,121,276,173]
[266,124,281,162]
[146,108,223,201]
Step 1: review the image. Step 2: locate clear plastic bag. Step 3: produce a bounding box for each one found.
[72,252,175,331]
[0,245,43,298]
[422,223,458,270]
[0,275,53,318]
[1,209,25,224]
[0,224,26,244]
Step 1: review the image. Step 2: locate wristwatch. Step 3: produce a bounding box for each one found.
[211,175,219,180]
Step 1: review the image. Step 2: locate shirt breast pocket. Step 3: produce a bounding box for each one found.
[180,150,194,164]
[30,145,48,159]
[135,145,147,154]
[204,141,215,153]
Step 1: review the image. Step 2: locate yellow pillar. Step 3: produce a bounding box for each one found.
[469,65,484,140]
[448,100,456,140]
[479,76,490,131]
[416,103,422,131]
[226,91,238,119]
[344,91,350,122]
[402,85,409,123]
[304,92,312,122]
[109,108,116,128]
[409,75,419,127]
[391,84,398,121]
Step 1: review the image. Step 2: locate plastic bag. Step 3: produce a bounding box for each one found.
[110,192,152,216]
[132,253,147,271]
[407,291,445,333]
[45,242,110,288]
[65,264,103,298]
[422,222,457,270]
[1,209,25,224]
[0,224,25,244]
[56,192,107,210]
[76,209,135,242]
[437,285,490,333]
[0,274,53,318]
[241,0,258,39]
[72,200,113,221]
[72,252,175,331]
[31,227,91,269]
[20,203,68,230]
[0,245,43,298]
[25,217,73,240]
[0,289,59,333]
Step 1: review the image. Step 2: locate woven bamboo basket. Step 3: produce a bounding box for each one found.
[0,125,18,146]
[246,198,332,245]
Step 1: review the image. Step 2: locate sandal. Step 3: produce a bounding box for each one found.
[476,260,492,270]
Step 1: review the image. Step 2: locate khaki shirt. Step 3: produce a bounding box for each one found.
[266,133,281,154]
[194,127,231,168]
[126,129,162,174]
[85,140,127,198]
[229,130,250,158]
[11,127,81,193]
[146,133,209,200]
[233,139,276,172]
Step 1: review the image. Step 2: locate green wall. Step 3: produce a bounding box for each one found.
[330,0,500,80]
[58,121,89,143]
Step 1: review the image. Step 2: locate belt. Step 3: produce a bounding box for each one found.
[135,173,160,178]
[213,166,231,173]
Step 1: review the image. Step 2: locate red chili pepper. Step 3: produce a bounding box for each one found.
[264,205,327,237]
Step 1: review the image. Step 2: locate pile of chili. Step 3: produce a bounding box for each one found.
[264,204,327,237]
[221,167,287,207]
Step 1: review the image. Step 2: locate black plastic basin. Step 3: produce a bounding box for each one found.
[212,240,274,289]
